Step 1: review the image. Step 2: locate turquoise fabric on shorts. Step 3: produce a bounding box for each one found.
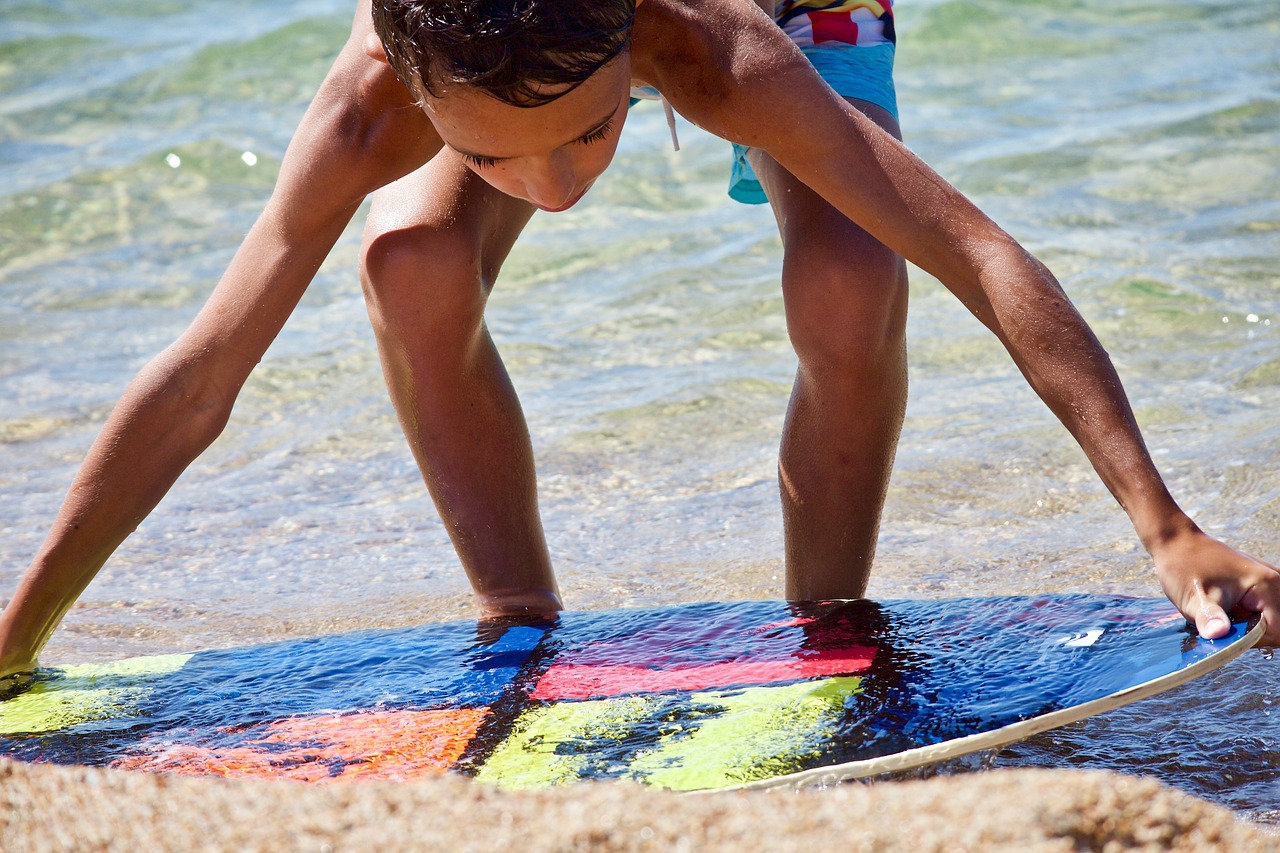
[728,41,899,205]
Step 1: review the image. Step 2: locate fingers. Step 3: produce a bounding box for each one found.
[1238,575,1280,647]
[1160,539,1280,648]
[1181,573,1232,640]
[1260,613,1279,648]
[1192,595,1232,641]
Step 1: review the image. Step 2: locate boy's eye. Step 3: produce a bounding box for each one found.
[459,118,613,170]
[578,121,613,146]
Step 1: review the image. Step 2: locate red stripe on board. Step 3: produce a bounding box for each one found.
[754,616,819,632]
[530,647,876,701]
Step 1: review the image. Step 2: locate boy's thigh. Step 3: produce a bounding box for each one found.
[749,96,905,271]
[730,6,904,260]
[748,96,909,353]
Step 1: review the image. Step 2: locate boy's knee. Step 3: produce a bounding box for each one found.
[782,244,907,375]
[359,221,487,338]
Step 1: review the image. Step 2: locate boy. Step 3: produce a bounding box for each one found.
[1,0,1276,686]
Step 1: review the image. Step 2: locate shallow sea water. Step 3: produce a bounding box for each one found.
[0,0,1277,824]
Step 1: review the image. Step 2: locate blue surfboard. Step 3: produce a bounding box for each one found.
[0,594,1261,790]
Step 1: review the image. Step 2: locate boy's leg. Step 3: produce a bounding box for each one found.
[359,151,560,616]
[749,100,909,601]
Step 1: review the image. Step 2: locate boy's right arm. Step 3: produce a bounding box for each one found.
[0,3,440,681]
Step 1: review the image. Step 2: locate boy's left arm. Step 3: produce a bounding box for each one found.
[650,0,1280,644]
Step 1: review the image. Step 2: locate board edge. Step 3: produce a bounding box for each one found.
[697,617,1265,794]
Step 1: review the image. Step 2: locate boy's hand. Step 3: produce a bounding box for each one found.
[1152,529,1280,647]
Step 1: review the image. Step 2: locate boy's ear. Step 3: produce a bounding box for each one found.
[364,32,389,63]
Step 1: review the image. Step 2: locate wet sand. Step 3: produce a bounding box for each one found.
[2,759,1274,851]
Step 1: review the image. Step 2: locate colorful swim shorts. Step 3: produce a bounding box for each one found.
[729,0,899,204]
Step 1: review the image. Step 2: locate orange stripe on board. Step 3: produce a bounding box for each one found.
[113,707,487,783]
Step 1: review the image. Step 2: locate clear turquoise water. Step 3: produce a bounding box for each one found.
[0,0,1276,823]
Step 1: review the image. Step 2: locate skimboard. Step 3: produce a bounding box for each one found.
[0,594,1261,791]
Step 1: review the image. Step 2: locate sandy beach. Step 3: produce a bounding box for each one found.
[2,758,1275,851]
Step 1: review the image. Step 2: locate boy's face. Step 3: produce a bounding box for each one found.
[420,55,632,212]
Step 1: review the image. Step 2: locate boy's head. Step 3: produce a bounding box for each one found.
[371,0,639,213]
[372,0,636,107]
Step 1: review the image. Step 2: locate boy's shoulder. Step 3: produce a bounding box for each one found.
[631,0,783,95]
[631,0,822,146]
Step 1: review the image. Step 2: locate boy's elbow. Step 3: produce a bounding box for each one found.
[127,347,245,455]
[965,237,1086,343]
[950,232,1059,313]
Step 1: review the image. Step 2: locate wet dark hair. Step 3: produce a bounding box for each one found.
[372,0,636,108]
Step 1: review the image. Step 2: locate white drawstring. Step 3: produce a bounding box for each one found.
[662,97,680,151]
[631,86,680,152]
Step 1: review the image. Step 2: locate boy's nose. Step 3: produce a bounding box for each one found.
[525,152,579,211]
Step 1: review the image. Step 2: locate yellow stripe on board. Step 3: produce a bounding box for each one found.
[632,677,862,790]
[0,653,193,735]
[477,676,863,790]
[476,694,658,788]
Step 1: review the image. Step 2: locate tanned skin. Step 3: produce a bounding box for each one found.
[2,0,1276,686]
